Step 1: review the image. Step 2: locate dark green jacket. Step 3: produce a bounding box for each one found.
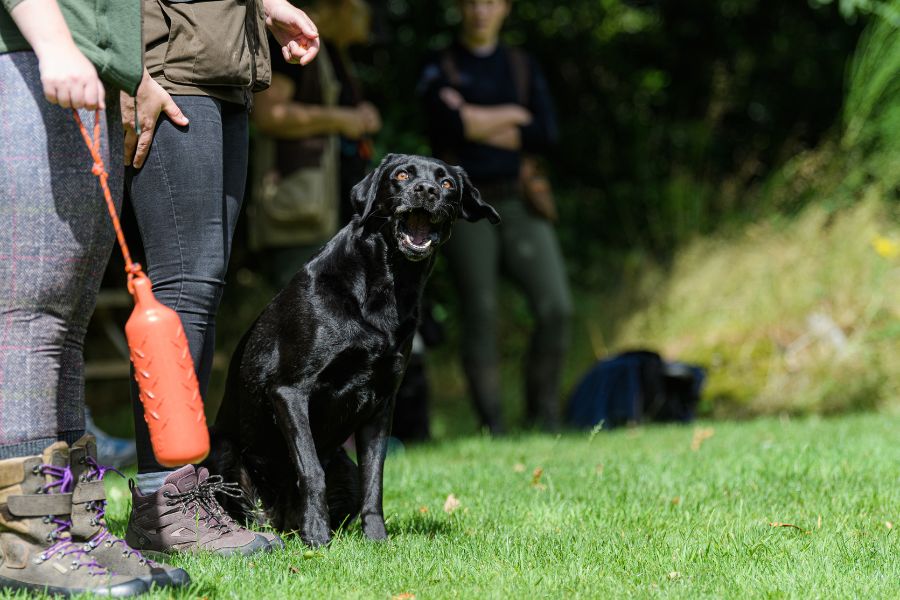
[0,0,142,94]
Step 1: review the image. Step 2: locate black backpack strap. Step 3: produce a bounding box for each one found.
[506,47,531,107]
[435,49,461,165]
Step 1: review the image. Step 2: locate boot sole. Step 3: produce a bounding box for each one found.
[0,574,147,597]
[137,535,272,561]
[139,567,192,589]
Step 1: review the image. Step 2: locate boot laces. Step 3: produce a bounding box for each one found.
[35,464,107,576]
[199,475,245,527]
[163,476,243,532]
[81,457,151,565]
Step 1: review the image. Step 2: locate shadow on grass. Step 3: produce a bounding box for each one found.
[389,513,455,537]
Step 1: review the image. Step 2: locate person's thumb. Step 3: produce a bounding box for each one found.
[163,99,189,126]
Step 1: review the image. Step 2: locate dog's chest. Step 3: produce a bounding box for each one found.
[307,340,406,440]
[330,331,408,391]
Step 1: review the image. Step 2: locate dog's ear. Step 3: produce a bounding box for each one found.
[351,154,399,224]
[456,166,500,224]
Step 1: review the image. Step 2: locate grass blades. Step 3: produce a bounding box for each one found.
[7,414,899,599]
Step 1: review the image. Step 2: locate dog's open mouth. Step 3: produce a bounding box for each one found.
[395,208,439,259]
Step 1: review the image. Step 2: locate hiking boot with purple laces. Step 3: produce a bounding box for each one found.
[125,465,272,557]
[0,442,147,597]
[69,435,190,589]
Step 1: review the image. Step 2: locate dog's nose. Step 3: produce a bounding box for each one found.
[414,181,439,198]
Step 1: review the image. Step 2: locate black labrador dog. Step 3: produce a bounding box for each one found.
[209,154,499,546]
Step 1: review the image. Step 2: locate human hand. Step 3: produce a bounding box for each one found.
[357,102,382,135]
[35,41,105,110]
[505,105,533,126]
[339,108,368,140]
[482,126,521,151]
[264,0,320,66]
[439,87,465,110]
[10,0,104,110]
[121,70,189,168]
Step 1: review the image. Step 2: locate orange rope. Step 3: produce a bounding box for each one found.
[71,109,144,293]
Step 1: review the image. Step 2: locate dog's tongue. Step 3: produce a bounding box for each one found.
[407,212,431,245]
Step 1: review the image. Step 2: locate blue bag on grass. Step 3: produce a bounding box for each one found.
[566,350,705,429]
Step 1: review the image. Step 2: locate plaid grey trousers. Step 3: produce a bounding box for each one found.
[0,51,122,458]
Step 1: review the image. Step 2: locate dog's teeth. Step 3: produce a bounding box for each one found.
[404,233,413,244]
[422,239,432,248]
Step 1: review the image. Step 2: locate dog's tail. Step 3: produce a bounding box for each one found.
[324,447,361,530]
[204,428,267,527]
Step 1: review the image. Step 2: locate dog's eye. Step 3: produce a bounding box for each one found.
[395,171,409,181]
[442,180,454,190]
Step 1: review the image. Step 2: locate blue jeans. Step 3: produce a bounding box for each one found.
[126,95,248,473]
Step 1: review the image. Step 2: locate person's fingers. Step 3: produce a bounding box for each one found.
[296,11,318,38]
[286,40,312,64]
[298,38,320,65]
[43,81,59,106]
[56,86,72,109]
[82,81,99,111]
[124,128,137,166]
[282,44,292,63]
[97,80,106,111]
[133,129,155,169]
[163,98,189,126]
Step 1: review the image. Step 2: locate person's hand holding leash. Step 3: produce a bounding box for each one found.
[120,69,189,168]
[264,0,320,65]
[9,0,104,110]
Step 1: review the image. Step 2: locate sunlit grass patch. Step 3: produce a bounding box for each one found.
[5,415,898,598]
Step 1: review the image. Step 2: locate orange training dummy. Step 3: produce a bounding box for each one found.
[126,275,209,466]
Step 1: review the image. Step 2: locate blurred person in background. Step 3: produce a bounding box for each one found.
[249,0,381,288]
[418,0,572,434]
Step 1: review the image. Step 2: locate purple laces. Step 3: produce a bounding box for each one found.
[39,464,73,495]
[83,457,151,565]
[36,464,107,575]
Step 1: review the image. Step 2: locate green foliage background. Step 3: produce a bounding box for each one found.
[359,0,864,257]
[90,1,900,432]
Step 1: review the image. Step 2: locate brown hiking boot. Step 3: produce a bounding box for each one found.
[256,529,285,550]
[125,465,270,556]
[69,435,190,589]
[185,469,283,551]
[0,442,147,597]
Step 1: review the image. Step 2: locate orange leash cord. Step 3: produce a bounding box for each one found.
[71,109,144,291]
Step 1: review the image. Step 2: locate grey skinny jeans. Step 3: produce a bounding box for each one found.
[126,95,248,473]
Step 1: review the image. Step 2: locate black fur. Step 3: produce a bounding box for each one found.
[208,154,499,546]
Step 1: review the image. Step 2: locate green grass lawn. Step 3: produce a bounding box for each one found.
[10,413,900,599]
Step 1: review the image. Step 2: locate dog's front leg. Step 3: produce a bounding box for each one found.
[355,399,393,541]
[271,385,331,547]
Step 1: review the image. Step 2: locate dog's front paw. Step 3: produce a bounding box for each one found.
[361,514,388,541]
[300,514,332,548]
